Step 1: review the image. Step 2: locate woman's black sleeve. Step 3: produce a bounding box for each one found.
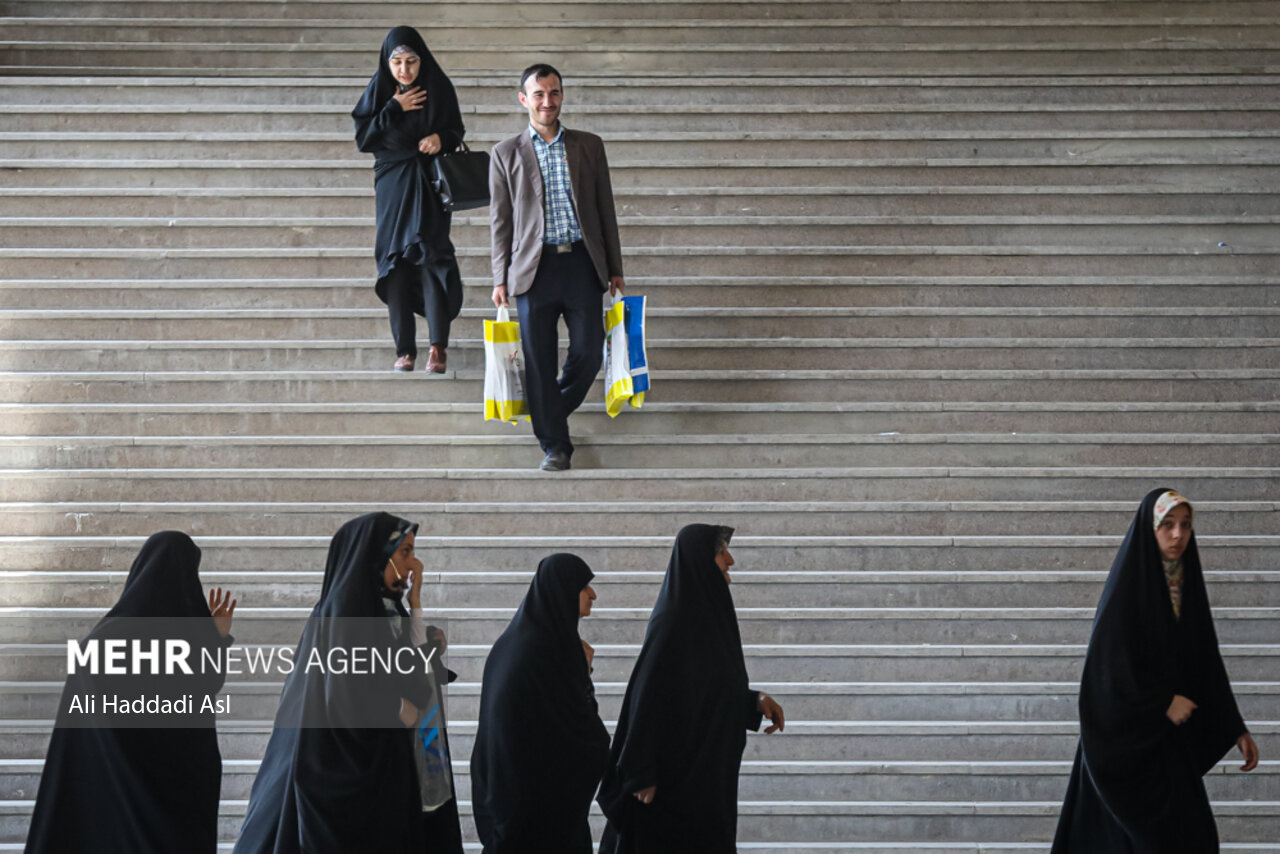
[355,98,403,153]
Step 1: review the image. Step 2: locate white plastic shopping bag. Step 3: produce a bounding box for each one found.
[483,305,529,424]
[604,297,634,417]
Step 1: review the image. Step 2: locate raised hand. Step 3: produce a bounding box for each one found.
[208,587,237,638]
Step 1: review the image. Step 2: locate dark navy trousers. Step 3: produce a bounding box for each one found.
[515,243,604,457]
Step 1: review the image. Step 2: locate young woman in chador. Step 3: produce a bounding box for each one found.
[353,26,466,373]
[597,524,786,853]
[1052,489,1260,852]
[234,513,453,854]
[25,531,236,854]
[470,553,610,852]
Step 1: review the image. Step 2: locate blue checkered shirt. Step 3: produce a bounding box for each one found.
[529,124,583,245]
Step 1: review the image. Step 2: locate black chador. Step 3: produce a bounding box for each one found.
[352,26,465,359]
[233,513,435,854]
[471,554,610,852]
[598,525,765,854]
[25,532,233,854]
[1052,489,1252,853]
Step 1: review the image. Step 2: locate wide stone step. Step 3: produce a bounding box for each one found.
[4,244,1272,279]
[21,755,1268,807]
[4,39,1276,77]
[4,336,1278,374]
[6,214,1277,251]
[3,561,1277,608]
[0,1,884,24]
[4,599,1276,644]
[4,73,1278,109]
[5,185,1278,220]
[3,534,1274,575]
[1,275,1271,312]
[3,398,1276,438]
[8,794,1277,845]
[6,719,1277,764]
[3,492,1280,536]
[14,336,1280,372]
[5,306,1275,340]
[4,157,1273,191]
[3,464,1277,502]
[4,128,1277,162]
[9,103,1279,135]
[4,1,1276,24]
[4,368,1277,406]
[2,755,1274,804]
[1,430,1277,470]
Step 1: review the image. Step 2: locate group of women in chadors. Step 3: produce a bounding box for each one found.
[22,489,1261,853]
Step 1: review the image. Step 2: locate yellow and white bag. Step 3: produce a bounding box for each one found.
[483,306,529,424]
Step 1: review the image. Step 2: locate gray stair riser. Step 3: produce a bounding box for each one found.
[0,281,1211,310]
[10,19,1275,46]
[4,344,1279,374]
[6,45,1279,75]
[7,220,1277,250]
[3,613,1275,646]
[7,313,1276,340]
[2,542,1272,574]
[7,342,1278,373]
[3,406,1278,437]
[37,21,1230,48]
[5,281,1275,311]
[0,725,1254,765]
[4,762,1274,804]
[7,191,1280,221]
[0,2,881,23]
[4,162,1275,191]
[7,252,1273,279]
[0,799,1272,845]
[5,135,1278,162]
[2,438,1278,470]
[0,799,1274,846]
[11,109,1280,135]
[3,504,1278,538]
[5,375,1277,405]
[0,811,1271,847]
[5,77,1279,108]
[1,575,1275,610]
[4,726,1272,763]
[4,471,1278,503]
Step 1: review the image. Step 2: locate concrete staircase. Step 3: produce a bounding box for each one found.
[1,0,1278,850]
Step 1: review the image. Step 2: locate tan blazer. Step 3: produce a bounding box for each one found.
[489,128,624,297]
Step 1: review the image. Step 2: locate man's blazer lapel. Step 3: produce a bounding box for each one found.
[516,132,544,206]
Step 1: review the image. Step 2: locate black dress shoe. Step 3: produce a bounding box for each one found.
[540,450,571,472]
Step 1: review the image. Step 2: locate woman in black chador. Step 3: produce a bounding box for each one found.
[1052,489,1260,853]
[471,553,610,852]
[353,26,465,373]
[25,531,236,854]
[598,524,786,854]
[233,512,451,854]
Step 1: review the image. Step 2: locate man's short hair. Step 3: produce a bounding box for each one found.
[520,63,562,94]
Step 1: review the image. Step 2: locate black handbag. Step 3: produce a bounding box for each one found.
[431,141,490,211]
